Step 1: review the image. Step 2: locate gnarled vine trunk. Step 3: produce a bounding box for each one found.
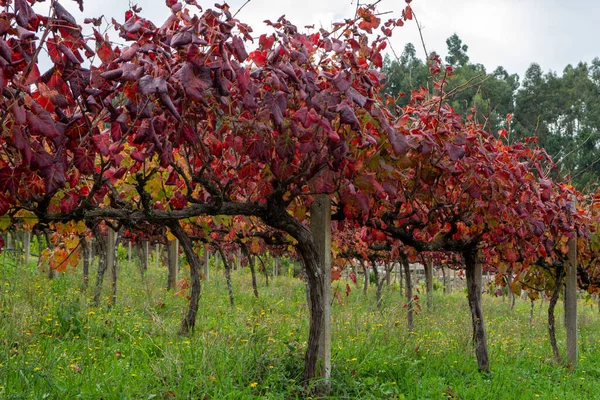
[548,266,564,363]
[401,255,414,332]
[262,199,329,383]
[463,249,489,373]
[168,221,202,335]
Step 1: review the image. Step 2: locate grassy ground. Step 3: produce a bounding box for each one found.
[1,255,599,399]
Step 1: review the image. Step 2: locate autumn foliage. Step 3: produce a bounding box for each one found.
[0,0,597,382]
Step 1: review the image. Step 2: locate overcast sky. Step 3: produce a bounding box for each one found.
[34,0,599,81]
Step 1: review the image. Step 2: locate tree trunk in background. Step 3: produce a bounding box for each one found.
[249,255,259,298]
[463,249,490,373]
[218,246,235,307]
[565,198,578,366]
[107,228,118,306]
[401,256,414,331]
[424,259,433,310]
[203,244,210,282]
[167,238,179,291]
[80,235,90,290]
[548,267,564,363]
[309,194,331,383]
[168,221,202,335]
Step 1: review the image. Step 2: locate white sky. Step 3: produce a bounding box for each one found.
[34,0,599,82]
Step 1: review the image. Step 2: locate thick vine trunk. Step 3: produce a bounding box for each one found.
[261,201,328,382]
[168,221,201,335]
[463,249,490,373]
[548,267,564,363]
[218,246,235,307]
[401,256,414,332]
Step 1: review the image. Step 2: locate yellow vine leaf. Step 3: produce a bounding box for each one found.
[14,210,37,230]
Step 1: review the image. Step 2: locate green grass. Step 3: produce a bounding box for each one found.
[1,256,599,399]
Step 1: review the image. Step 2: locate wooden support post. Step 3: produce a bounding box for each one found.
[107,227,117,305]
[565,197,578,365]
[310,194,331,380]
[127,241,132,265]
[425,259,433,310]
[203,244,210,282]
[23,230,31,266]
[167,238,179,290]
